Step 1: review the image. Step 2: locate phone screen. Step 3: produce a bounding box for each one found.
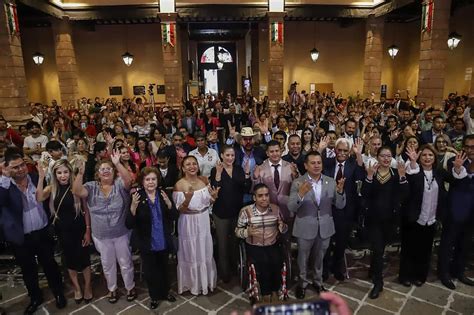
[253,300,330,315]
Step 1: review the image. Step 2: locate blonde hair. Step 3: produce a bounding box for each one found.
[49,159,82,220]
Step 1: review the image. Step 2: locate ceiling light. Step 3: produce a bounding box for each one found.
[447,32,461,50]
[310,48,319,62]
[122,52,134,66]
[387,45,399,59]
[32,52,44,65]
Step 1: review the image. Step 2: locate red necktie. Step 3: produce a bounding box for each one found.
[336,163,343,181]
[272,164,280,189]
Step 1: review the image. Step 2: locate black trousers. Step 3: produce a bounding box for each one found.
[12,227,63,301]
[141,250,170,300]
[399,221,436,283]
[246,243,283,296]
[369,220,393,286]
[323,211,353,275]
[438,217,474,279]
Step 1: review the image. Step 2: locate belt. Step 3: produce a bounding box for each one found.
[185,208,208,215]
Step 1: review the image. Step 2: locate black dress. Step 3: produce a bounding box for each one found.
[54,184,90,271]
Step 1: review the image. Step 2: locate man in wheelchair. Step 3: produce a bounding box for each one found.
[235,183,288,303]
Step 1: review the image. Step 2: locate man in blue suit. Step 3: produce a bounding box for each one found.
[438,134,474,289]
[0,148,66,314]
[420,115,445,144]
[322,138,365,281]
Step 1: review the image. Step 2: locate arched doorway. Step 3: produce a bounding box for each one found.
[198,43,237,96]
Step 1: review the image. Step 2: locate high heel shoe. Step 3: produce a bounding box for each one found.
[74,291,83,305]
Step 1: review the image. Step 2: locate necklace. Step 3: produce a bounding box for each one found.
[423,171,435,191]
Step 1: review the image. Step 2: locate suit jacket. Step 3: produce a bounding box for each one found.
[421,130,434,144]
[447,158,474,223]
[252,159,293,221]
[181,117,197,135]
[323,157,365,220]
[234,145,266,168]
[158,165,179,196]
[125,189,178,253]
[0,174,48,245]
[288,174,346,239]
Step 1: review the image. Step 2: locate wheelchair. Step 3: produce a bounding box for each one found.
[237,239,293,303]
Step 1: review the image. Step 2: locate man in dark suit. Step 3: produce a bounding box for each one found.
[322,138,365,281]
[421,116,445,144]
[288,151,346,298]
[223,104,242,137]
[180,108,197,135]
[438,135,474,289]
[319,111,338,133]
[156,150,179,197]
[0,148,66,315]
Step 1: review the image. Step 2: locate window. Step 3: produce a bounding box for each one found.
[200,47,215,63]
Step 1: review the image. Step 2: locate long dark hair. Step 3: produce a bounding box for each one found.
[301,127,314,149]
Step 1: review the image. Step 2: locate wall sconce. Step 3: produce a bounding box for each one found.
[447,32,461,50]
[269,0,284,12]
[387,45,399,59]
[159,0,175,13]
[32,52,44,65]
[310,48,319,62]
[122,52,134,66]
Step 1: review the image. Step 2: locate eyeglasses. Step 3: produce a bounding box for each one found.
[99,167,113,173]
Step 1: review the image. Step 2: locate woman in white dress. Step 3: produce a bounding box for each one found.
[173,155,220,295]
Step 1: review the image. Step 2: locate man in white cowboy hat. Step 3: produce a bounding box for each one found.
[227,127,267,204]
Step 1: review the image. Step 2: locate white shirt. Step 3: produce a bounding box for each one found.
[189,147,219,177]
[23,135,49,161]
[159,168,168,179]
[417,170,438,226]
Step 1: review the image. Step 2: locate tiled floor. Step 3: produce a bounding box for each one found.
[1,247,473,315]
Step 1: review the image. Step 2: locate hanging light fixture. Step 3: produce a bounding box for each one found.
[310,48,319,62]
[217,60,224,70]
[447,32,461,50]
[387,45,399,59]
[32,52,44,65]
[122,51,134,66]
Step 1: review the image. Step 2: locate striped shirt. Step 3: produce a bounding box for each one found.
[235,203,287,246]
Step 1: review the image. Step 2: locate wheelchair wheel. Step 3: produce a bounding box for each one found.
[238,241,248,290]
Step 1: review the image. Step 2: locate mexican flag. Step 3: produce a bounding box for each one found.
[4,2,20,36]
[162,22,176,47]
[421,0,434,33]
[271,21,283,44]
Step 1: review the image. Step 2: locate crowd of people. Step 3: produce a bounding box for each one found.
[0,87,473,314]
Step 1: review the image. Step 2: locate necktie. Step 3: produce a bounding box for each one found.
[272,164,280,189]
[336,163,343,181]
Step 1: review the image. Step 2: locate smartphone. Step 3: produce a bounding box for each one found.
[81,122,87,129]
[253,300,330,315]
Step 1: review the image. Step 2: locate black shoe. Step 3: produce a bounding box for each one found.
[150,300,161,309]
[369,285,383,299]
[333,272,345,281]
[312,283,328,294]
[413,280,424,287]
[24,298,43,315]
[398,278,412,287]
[166,293,176,302]
[295,286,306,299]
[440,278,456,290]
[84,296,93,304]
[55,294,67,309]
[458,275,474,286]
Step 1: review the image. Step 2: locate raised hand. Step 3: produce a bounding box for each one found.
[406,146,420,163]
[208,185,221,200]
[453,151,467,173]
[336,177,346,194]
[297,181,312,199]
[130,191,140,216]
[365,161,378,179]
[160,190,172,209]
[215,159,224,178]
[260,118,269,134]
[184,190,194,203]
[397,160,407,178]
[352,138,363,155]
[36,161,46,179]
[290,162,299,178]
[110,149,121,165]
[253,165,262,179]
[227,120,236,138]
[318,136,329,152]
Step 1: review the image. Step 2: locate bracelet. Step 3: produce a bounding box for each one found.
[86,226,91,229]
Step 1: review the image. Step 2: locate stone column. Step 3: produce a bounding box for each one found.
[159,13,181,107]
[267,12,285,106]
[363,15,384,100]
[417,0,452,108]
[0,1,30,125]
[52,17,79,108]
